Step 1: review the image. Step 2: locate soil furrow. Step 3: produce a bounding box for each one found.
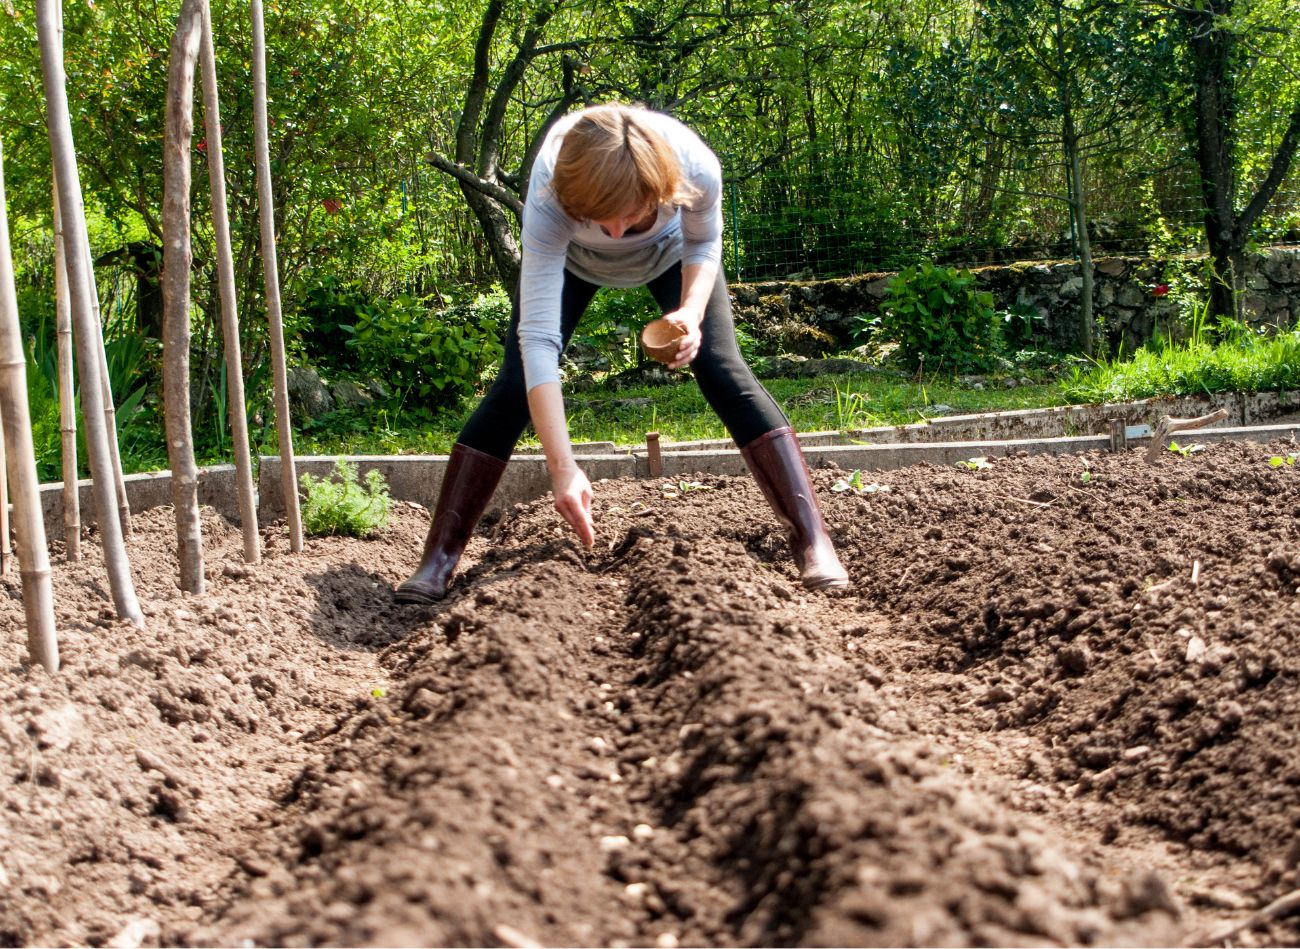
[3,439,1298,946]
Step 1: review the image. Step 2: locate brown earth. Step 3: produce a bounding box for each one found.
[2,438,1299,947]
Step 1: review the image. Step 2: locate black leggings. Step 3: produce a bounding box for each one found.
[458,262,789,460]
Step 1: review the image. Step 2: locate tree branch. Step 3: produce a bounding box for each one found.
[1238,99,1300,235]
[425,152,523,216]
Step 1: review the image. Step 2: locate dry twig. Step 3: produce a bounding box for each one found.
[1205,886,1300,945]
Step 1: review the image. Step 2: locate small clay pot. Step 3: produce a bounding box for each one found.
[641,318,687,364]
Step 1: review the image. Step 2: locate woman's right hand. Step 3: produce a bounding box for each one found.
[550,462,596,549]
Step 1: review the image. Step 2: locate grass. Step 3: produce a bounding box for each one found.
[1061,326,1300,404]
[293,368,1067,455]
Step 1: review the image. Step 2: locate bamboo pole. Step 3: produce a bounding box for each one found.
[36,0,143,628]
[51,0,130,538]
[161,0,206,594]
[251,0,302,552]
[53,187,81,561]
[0,413,10,575]
[200,0,260,564]
[85,232,132,536]
[0,135,60,672]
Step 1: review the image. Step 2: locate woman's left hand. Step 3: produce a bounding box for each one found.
[662,309,703,369]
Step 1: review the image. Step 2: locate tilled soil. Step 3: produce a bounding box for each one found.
[2,438,1299,947]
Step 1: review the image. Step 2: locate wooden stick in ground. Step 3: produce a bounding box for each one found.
[84,232,132,536]
[0,412,9,575]
[36,0,143,628]
[50,0,131,538]
[53,186,81,561]
[161,0,206,594]
[250,0,302,552]
[0,134,60,672]
[200,0,260,564]
[1144,408,1230,463]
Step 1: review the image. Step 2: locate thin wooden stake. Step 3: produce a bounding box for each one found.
[85,233,133,536]
[51,0,130,538]
[251,0,302,552]
[161,0,206,594]
[1,412,10,574]
[36,0,143,628]
[200,0,260,564]
[0,134,60,672]
[53,186,81,561]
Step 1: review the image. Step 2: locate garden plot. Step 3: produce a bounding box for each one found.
[2,439,1298,947]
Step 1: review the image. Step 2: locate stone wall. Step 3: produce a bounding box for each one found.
[731,246,1300,355]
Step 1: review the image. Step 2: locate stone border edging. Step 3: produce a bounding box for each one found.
[33,393,1300,536]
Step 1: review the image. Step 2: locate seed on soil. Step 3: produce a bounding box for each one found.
[655,934,679,948]
[632,823,654,842]
[600,835,631,852]
[492,924,542,949]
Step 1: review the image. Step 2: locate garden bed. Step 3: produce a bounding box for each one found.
[3,438,1299,946]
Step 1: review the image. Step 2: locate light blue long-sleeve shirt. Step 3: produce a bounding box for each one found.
[518,107,724,392]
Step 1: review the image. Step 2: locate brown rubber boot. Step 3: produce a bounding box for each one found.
[394,443,508,603]
[740,427,850,591]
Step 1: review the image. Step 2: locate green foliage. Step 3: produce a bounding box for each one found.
[341,288,508,406]
[299,459,392,538]
[569,287,660,377]
[863,262,1001,373]
[1060,323,1300,403]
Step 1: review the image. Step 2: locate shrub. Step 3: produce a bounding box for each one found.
[299,459,392,538]
[344,288,508,407]
[861,261,1001,373]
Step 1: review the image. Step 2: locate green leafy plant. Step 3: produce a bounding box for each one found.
[860,261,1001,373]
[1166,440,1205,458]
[661,479,712,498]
[342,288,507,407]
[299,459,392,537]
[1267,453,1298,467]
[832,469,892,494]
[956,456,994,470]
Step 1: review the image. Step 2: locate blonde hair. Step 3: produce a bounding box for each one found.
[551,105,699,221]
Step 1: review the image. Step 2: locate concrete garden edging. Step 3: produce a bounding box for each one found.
[35,390,1300,536]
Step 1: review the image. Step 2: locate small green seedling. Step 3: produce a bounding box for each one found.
[956,456,994,471]
[371,687,387,698]
[661,479,712,498]
[1267,453,1299,467]
[1167,440,1205,458]
[832,469,893,495]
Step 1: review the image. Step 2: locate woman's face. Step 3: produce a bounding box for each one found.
[592,199,657,239]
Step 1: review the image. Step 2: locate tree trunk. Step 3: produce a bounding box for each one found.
[162,0,206,594]
[200,0,260,565]
[53,187,81,561]
[250,0,303,552]
[0,135,61,671]
[36,0,143,628]
[1188,0,1242,322]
